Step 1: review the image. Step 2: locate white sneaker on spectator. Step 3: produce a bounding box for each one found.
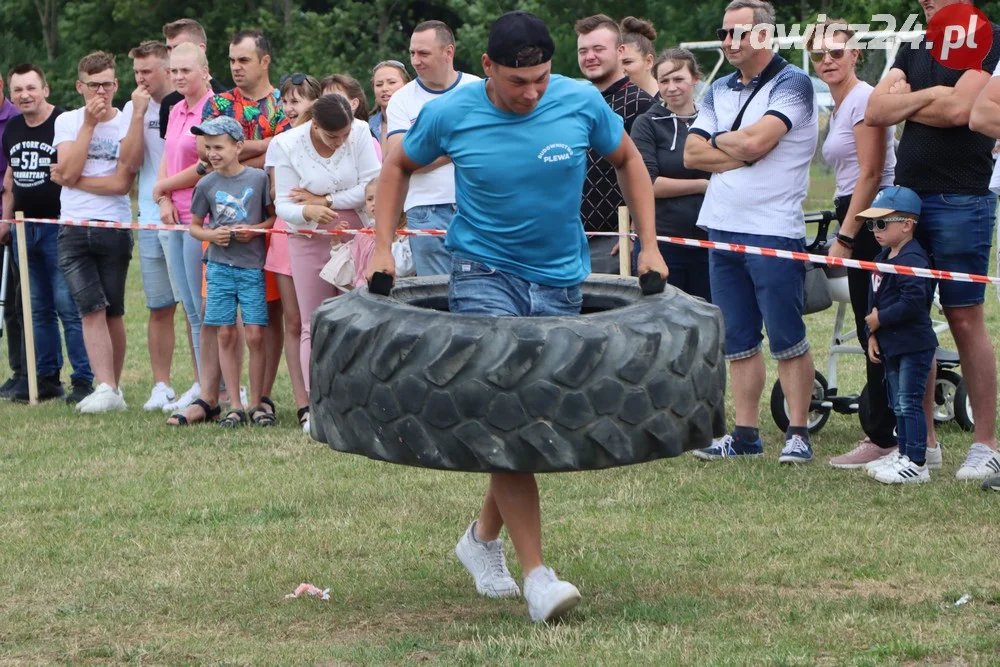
[162,382,201,413]
[523,566,581,623]
[75,389,98,411]
[865,450,902,477]
[873,455,930,485]
[925,442,943,470]
[455,521,520,599]
[79,383,127,414]
[302,416,311,435]
[955,443,1000,481]
[143,382,175,412]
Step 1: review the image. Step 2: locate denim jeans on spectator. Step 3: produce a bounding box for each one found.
[161,229,203,378]
[448,255,582,317]
[14,223,92,384]
[407,203,456,276]
[57,226,133,317]
[883,348,936,463]
[915,193,996,308]
[2,241,26,379]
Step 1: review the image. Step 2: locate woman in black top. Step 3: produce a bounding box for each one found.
[631,48,711,301]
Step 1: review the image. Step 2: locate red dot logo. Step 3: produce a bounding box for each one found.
[927,4,993,71]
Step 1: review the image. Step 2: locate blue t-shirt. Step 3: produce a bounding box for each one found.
[402,74,624,287]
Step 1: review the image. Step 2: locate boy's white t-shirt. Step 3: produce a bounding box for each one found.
[123,99,164,223]
[53,106,132,222]
[385,72,480,211]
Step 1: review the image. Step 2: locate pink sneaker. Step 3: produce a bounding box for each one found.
[829,438,897,469]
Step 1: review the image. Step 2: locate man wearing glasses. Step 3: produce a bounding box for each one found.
[684,0,820,463]
[50,51,145,413]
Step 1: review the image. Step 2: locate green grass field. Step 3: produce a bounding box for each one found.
[1,171,999,664]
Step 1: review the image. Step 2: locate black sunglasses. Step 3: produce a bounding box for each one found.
[809,49,846,63]
[716,27,751,41]
[865,216,910,231]
[279,73,308,86]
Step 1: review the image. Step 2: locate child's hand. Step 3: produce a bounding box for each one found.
[867,336,881,364]
[233,225,255,243]
[212,227,231,247]
[865,308,880,333]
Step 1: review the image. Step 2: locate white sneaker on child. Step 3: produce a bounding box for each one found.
[143,382,175,411]
[162,382,201,413]
[865,451,902,477]
[523,566,581,623]
[872,456,930,485]
[455,521,521,599]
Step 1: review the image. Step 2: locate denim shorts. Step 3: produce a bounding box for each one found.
[57,226,134,317]
[708,229,809,361]
[448,255,582,317]
[915,193,996,308]
[204,262,268,327]
[138,229,177,310]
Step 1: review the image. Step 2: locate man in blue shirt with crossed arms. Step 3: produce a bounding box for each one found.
[368,11,668,623]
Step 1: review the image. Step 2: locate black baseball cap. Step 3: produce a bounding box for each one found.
[487,11,555,68]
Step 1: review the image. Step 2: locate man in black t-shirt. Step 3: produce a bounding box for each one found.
[1,64,93,403]
[159,18,229,139]
[575,14,654,273]
[866,2,1000,482]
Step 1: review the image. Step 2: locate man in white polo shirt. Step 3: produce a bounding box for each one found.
[384,20,480,276]
[684,0,818,463]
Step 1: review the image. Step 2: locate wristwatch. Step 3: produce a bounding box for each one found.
[325,194,334,208]
[196,161,209,176]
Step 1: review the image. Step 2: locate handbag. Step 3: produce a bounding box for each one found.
[320,241,356,291]
[802,261,833,315]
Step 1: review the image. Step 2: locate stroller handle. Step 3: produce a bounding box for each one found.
[804,210,839,255]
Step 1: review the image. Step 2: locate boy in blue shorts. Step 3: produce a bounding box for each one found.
[859,187,937,484]
[188,116,274,427]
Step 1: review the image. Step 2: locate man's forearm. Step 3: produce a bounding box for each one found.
[684,136,745,173]
[239,138,270,159]
[616,150,657,249]
[58,129,96,184]
[118,111,146,173]
[74,173,133,196]
[865,88,941,127]
[970,98,1000,138]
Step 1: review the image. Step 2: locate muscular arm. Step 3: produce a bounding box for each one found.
[117,108,145,174]
[604,132,657,252]
[713,114,789,163]
[2,166,13,219]
[68,170,134,196]
[864,68,947,127]
[384,132,450,173]
[683,134,746,173]
[911,69,990,127]
[970,73,1000,137]
[373,143,421,258]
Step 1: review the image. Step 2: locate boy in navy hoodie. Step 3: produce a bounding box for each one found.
[859,186,937,484]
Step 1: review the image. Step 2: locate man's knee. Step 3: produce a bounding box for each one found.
[944,305,986,341]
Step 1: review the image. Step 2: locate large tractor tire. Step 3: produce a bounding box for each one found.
[310,275,726,473]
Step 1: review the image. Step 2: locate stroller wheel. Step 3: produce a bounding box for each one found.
[954,379,974,432]
[934,369,963,425]
[770,370,831,434]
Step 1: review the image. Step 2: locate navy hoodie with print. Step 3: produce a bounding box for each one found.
[866,238,938,358]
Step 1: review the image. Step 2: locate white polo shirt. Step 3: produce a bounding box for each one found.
[690,56,818,239]
[386,72,480,211]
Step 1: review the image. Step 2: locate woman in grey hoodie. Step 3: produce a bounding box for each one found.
[631,48,711,302]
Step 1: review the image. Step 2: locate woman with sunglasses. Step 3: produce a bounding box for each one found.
[811,21,916,470]
[369,60,410,146]
[262,73,321,432]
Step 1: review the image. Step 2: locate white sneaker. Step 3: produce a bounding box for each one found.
[79,383,127,414]
[455,521,521,599]
[925,442,943,470]
[302,416,311,435]
[75,389,98,411]
[523,566,581,623]
[162,382,201,413]
[865,451,902,477]
[143,382,175,411]
[873,456,930,485]
[956,443,1000,481]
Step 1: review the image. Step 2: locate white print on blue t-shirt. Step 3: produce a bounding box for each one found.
[537,143,574,163]
[215,187,253,223]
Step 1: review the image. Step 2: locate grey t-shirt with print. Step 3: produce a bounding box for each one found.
[190,167,272,269]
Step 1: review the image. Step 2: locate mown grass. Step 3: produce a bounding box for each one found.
[1,174,999,664]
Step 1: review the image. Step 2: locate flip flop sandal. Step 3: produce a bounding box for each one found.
[249,405,277,427]
[219,409,248,428]
[167,398,220,426]
[297,406,309,428]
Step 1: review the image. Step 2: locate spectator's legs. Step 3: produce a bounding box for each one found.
[26,229,62,380]
[276,273,308,409]
[245,324,266,410]
[945,304,997,448]
[778,351,815,427]
[80,310,117,388]
[147,306,176,385]
[2,240,26,385]
[108,315,127,386]
[198,325,221,407]
[288,235,339,392]
[262,299,282,400]
[217,324,243,412]
[41,230,91,386]
[731,353,766,426]
[477,473,543,573]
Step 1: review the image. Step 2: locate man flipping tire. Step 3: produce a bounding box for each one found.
[368,12,668,623]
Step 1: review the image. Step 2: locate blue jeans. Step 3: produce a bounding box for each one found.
[916,193,996,307]
[407,203,456,277]
[162,230,203,378]
[883,348,936,463]
[448,255,582,317]
[13,223,92,384]
[708,230,808,361]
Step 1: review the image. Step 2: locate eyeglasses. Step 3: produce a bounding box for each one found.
[865,216,910,231]
[81,81,115,92]
[716,27,751,42]
[809,49,846,63]
[373,59,407,74]
[279,73,309,86]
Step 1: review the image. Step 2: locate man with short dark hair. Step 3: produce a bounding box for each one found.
[159,18,228,139]
[51,51,145,413]
[2,64,93,403]
[384,20,481,276]
[369,11,667,623]
[575,13,654,273]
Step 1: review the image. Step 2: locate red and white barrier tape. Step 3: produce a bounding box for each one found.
[4,216,999,287]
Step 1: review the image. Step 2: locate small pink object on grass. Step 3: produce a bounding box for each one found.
[284,583,330,601]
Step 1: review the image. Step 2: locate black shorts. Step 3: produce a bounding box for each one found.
[57,226,133,317]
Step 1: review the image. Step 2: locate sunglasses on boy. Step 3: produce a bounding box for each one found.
[809,48,846,63]
[865,216,911,231]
